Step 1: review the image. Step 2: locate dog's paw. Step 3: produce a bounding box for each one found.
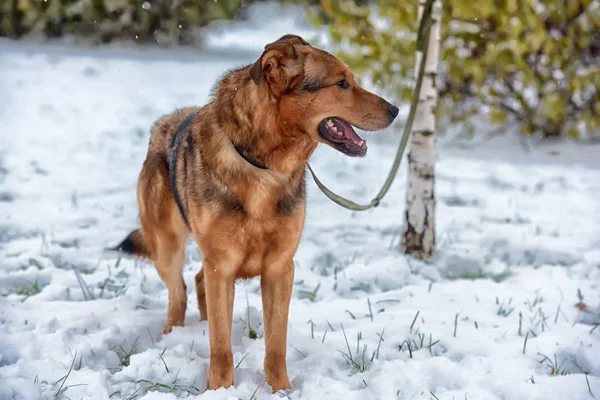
[266,374,291,393]
[264,356,291,392]
[267,381,291,393]
[207,373,234,390]
[163,320,184,334]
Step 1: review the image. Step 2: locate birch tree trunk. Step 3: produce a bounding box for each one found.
[400,0,441,260]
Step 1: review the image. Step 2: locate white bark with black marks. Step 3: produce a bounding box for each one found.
[401,0,441,260]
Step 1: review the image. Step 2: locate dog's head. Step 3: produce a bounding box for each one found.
[249,34,399,157]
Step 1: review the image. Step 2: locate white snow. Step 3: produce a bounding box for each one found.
[1,2,600,400]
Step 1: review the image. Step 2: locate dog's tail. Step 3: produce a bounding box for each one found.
[111,229,151,259]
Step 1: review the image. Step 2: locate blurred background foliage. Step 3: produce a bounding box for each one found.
[0,0,253,45]
[1,0,599,140]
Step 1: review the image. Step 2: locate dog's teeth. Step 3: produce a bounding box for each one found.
[359,140,365,147]
[331,126,337,132]
[326,119,334,127]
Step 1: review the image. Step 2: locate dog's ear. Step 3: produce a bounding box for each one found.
[249,34,310,95]
[270,34,310,47]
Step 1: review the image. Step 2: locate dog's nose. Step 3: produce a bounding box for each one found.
[388,104,400,119]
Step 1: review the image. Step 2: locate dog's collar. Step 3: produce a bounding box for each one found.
[234,145,267,170]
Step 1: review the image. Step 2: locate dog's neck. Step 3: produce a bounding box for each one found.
[210,67,317,175]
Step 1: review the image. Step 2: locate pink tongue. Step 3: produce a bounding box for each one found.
[333,119,363,144]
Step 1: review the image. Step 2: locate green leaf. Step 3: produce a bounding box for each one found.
[542,94,567,125]
[490,108,507,125]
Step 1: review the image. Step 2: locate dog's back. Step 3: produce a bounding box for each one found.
[148,106,201,162]
[113,106,201,259]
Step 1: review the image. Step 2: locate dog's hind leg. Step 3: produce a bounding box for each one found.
[137,153,190,334]
[154,228,188,334]
[195,268,208,321]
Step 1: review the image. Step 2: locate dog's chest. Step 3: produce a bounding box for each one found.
[241,172,306,218]
[239,216,302,278]
[198,197,304,278]
[196,173,306,278]
[201,214,301,279]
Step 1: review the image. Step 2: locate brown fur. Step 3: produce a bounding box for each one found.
[115,34,398,392]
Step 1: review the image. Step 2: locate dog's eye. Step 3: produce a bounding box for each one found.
[336,79,349,89]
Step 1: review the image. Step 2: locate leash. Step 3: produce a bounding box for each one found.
[306,0,436,211]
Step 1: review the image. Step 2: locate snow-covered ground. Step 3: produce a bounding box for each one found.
[1,3,600,399]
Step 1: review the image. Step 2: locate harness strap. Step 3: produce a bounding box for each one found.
[168,112,198,229]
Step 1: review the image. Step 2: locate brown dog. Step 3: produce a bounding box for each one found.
[114,34,399,392]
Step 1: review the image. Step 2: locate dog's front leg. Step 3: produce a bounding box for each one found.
[203,261,235,390]
[261,259,294,392]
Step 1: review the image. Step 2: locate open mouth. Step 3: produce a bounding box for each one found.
[317,117,368,157]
